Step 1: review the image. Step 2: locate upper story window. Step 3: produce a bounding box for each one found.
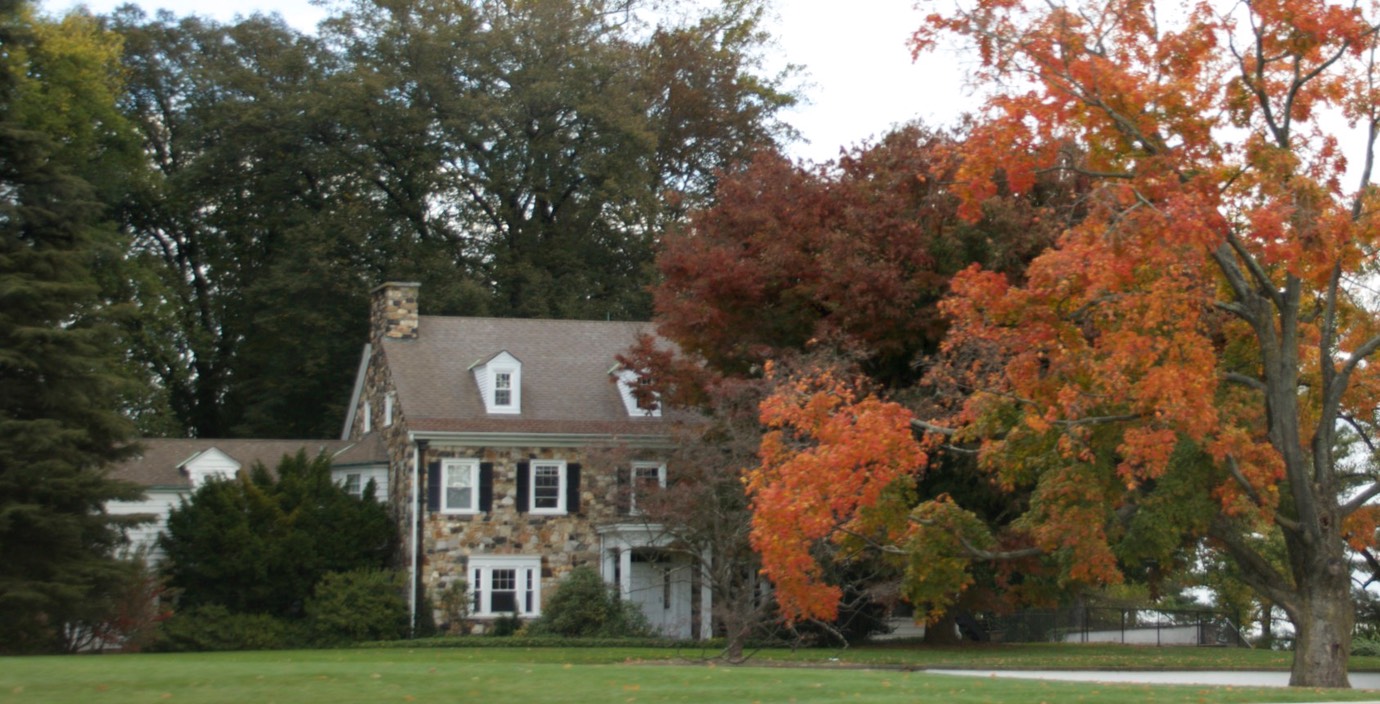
[442,458,480,513]
[630,461,667,515]
[384,392,395,426]
[516,459,580,515]
[471,351,522,414]
[426,459,493,514]
[494,371,513,407]
[362,399,373,433]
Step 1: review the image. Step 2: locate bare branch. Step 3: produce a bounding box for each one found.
[1224,372,1266,392]
[910,515,1043,561]
[911,419,956,436]
[1342,481,1380,518]
[1224,455,1301,533]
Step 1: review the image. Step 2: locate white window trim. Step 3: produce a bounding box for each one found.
[384,392,395,426]
[472,351,523,414]
[362,399,372,433]
[630,461,667,515]
[469,555,542,617]
[528,459,567,515]
[343,472,363,498]
[615,368,661,417]
[441,458,481,514]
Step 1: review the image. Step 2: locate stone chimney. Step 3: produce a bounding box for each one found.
[371,282,420,341]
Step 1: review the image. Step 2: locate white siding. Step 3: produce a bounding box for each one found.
[334,466,389,500]
[107,488,187,562]
[183,448,240,488]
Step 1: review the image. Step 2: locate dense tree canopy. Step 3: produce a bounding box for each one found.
[106,0,793,438]
[747,0,1380,688]
[0,0,146,653]
[625,127,1065,646]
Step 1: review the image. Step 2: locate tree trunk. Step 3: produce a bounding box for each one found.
[923,611,962,645]
[1288,575,1354,688]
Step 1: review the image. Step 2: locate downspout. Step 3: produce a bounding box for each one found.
[410,437,427,636]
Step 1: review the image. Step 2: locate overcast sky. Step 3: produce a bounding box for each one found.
[49,0,980,164]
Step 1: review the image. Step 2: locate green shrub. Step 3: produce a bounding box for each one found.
[159,450,396,620]
[154,605,300,651]
[306,569,409,645]
[526,566,653,638]
[1354,636,1380,657]
[437,579,470,635]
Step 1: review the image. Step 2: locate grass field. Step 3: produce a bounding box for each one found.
[5,645,1380,704]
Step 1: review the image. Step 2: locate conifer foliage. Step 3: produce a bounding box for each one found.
[0,0,146,653]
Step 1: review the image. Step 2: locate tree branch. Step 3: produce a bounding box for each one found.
[1341,480,1380,518]
[909,516,1043,561]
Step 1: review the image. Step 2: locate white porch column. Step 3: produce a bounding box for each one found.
[619,546,633,599]
[698,549,713,640]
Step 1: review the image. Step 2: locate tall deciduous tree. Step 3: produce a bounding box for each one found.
[323,0,795,320]
[0,1,146,653]
[750,0,1380,688]
[629,127,1065,645]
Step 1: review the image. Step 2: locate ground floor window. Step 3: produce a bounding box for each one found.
[469,555,541,617]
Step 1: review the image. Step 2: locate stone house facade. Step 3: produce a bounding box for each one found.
[341,282,708,638]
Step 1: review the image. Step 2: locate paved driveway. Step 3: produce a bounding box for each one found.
[928,669,1380,689]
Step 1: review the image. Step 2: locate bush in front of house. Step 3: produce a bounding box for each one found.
[307,569,409,644]
[525,566,653,638]
[154,605,301,651]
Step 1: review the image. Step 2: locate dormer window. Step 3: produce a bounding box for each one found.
[494,371,513,407]
[471,351,522,414]
[613,367,661,418]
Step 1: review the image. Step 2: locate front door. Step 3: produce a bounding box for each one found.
[627,550,693,639]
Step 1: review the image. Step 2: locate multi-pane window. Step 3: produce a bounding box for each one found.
[532,462,563,512]
[343,473,362,499]
[494,371,512,407]
[630,462,667,514]
[469,556,541,617]
[442,459,479,513]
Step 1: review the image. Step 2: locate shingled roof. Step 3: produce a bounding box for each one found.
[383,316,684,436]
[110,438,359,488]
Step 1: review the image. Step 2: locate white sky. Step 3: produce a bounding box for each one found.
[48,0,979,164]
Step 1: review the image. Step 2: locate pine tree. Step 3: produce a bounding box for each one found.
[0,0,145,653]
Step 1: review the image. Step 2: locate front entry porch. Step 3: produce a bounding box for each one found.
[598,524,711,640]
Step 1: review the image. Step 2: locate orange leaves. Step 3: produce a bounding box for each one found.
[746,367,927,622]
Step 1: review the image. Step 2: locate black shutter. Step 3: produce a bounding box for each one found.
[426,461,441,512]
[615,466,630,514]
[567,463,581,513]
[516,461,529,513]
[479,462,494,513]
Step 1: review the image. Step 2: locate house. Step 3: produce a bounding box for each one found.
[340,282,708,638]
[106,438,389,560]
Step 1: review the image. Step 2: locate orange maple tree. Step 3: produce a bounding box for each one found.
[748,0,1380,688]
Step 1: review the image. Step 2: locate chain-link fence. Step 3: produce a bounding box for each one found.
[970,607,1247,646]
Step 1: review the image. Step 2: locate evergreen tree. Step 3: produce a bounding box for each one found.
[160,450,395,619]
[0,0,145,653]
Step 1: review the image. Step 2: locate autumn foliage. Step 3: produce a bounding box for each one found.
[747,364,925,621]
[745,0,1380,688]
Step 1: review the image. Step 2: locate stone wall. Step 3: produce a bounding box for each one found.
[419,444,627,617]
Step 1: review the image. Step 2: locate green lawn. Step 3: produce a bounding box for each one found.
[4,646,1380,704]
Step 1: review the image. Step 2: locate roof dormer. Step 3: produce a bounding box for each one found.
[471,350,522,414]
[181,447,241,488]
[612,366,661,418]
